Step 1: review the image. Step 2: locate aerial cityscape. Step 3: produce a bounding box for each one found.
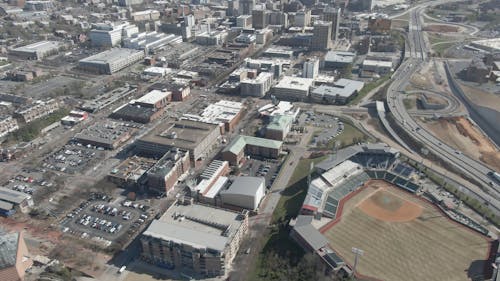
[0,0,498,280]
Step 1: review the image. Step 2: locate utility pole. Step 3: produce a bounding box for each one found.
[351,247,364,277]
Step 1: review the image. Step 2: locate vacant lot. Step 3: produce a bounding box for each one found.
[322,180,491,281]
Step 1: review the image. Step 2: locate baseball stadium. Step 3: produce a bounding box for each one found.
[290,143,495,281]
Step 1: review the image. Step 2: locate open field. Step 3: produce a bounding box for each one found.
[322,180,491,281]
[419,117,500,171]
[458,83,500,112]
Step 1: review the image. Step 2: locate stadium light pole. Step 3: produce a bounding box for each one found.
[351,247,364,277]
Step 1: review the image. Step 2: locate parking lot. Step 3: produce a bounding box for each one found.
[240,158,281,189]
[297,111,344,147]
[2,170,54,198]
[43,143,106,174]
[60,193,152,244]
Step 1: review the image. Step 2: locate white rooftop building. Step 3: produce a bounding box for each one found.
[272,76,314,101]
[220,176,265,210]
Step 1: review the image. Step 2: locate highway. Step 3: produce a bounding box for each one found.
[385,3,500,211]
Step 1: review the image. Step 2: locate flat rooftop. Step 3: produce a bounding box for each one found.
[0,187,30,204]
[471,38,500,52]
[0,232,19,269]
[144,202,246,252]
[79,48,144,65]
[134,90,170,106]
[109,156,156,181]
[11,41,60,53]
[312,79,365,98]
[73,121,135,147]
[223,135,282,155]
[325,51,355,64]
[274,76,314,91]
[139,119,219,150]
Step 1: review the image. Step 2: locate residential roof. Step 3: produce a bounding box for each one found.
[222,135,283,155]
[221,176,264,197]
[0,232,19,269]
[0,187,30,204]
[266,114,294,132]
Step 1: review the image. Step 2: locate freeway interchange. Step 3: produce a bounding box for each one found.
[385,3,500,212]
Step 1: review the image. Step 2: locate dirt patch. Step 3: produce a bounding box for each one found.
[458,83,500,112]
[419,117,500,171]
[358,189,423,222]
[424,25,459,32]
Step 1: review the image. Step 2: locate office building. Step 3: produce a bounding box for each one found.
[240,72,274,97]
[108,156,157,188]
[147,148,191,194]
[118,0,143,6]
[303,57,319,78]
[311,21,332,50]
[227,0,239,16]
[324,51,355,69]
[136,119,221,165]
[9,41,61,60]
[252,9,268,29]
[268,11,288,27]
[311,79,365,104]
[236,15,253,28]
[78,48,145,74]
[182,100,243,133]
[239,0,255,15]
[89,22,139,48]
[323,7,341,41]
[272,76,314,101]
[0,232,32,281]
[265,114,294,141]
[222,135,282,165]
[131,10,161,21]
[220,176,265,211]
[294,10,311,27]
[140,201,248,277]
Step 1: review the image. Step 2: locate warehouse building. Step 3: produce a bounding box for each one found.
[73,121,136,149]
[78,48,145,74]
[134,90,171,109]
[9,41,62,60]
[147,148,190,195]
[220,176,265,211]
[89,22,139,48]
[0,232,33,281]
[311,79,365,105]
[222,135,282,166]
[0,187,34,215]
[265,114,294,141]
[140,200,248,278]
[272,76,313,101]
[136,119,221,166]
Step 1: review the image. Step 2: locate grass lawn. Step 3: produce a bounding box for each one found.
[432,42,457,57]
[347,75,391,105]
[325,122,371,150]
[272,156,328,224]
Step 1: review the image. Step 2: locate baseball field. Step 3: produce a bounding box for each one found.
[321,180,491,281]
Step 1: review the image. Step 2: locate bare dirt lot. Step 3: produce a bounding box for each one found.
[424,25,459,32]
[458,83,500,112]
[322,180,491,281]
[419,117,500,171]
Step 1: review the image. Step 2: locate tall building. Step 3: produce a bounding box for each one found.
[294,9,311,27]
[89,22,139,48]
[303,57,319,78]
[323,7,341,41]
[252,9,268,29]
[311,21,332,50]
[239,0,255,15]
[227,0,239,16]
